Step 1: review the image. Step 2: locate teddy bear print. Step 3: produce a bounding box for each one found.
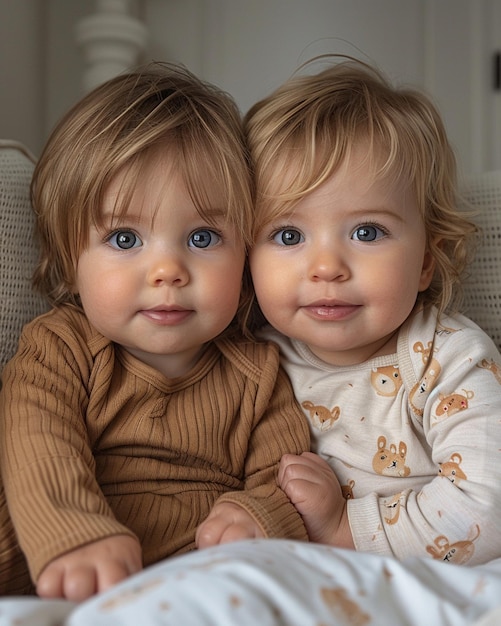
[341,479,355,500]
[99,577,165,610]
[434,389,474,422]
[382,491,406,525]
[301,400,340,431]
[370,365,402,397]
[426,524,480,565]
[413,340,435,365]
[409,357,442,418]
[320,586,371,626]
[438,453,467,484]
[372,436,411,477]
[477,358,501,385]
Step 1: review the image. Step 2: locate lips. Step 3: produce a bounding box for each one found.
[303,300,360,321]
[140,306,193,325]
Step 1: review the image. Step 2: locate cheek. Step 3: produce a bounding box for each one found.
[367,260,422,320]
[208,258,244,310]
[78,283,112,321]
[77,268,131,317]
[250,256,291,323]
[250,259,273,304]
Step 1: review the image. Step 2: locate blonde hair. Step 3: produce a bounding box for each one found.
[32,62,253,334]
[244,57,477,317]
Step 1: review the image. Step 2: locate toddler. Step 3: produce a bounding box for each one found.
[245,57,501,565]
[0,63,309,601]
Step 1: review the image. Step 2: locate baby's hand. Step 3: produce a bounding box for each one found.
[36,535,142,602]
[196,502,265,549]
[279,451,353,548]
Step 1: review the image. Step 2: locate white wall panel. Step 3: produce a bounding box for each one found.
[0,0,497,173]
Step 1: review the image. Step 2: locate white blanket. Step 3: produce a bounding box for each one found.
[1,539,501,625]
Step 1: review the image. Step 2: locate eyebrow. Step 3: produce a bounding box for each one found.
[279,206,407,225]
[199,207,228,218]
[99,206,228,224]
[349,207,406,222]
[100,211,141,223]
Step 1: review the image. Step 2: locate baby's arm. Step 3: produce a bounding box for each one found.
[0,313,138,586]
[343,320,501,563]
[196,502,265,548]
[37,535,142,602]
[278,452,354,549]
[196,341,310,546]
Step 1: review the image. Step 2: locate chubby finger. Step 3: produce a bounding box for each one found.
[279,453,319,483]
[195,515,224,549]
[37,564,65,599]
[289,451,332,472]
[97,560,137,594]
[278,453,303,483]
[219,522,262,544]
[62,565,98,602]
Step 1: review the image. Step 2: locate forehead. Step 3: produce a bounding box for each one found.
[259,139,411,214]
[100,149,228,222]
[292,164,417,226]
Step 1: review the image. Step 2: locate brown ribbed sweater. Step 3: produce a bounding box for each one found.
[0,306,309,593]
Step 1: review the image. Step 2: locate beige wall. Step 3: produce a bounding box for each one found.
[0,0,46,154]
[0,0,498,174]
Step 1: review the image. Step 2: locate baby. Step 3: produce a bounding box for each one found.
[245,57,501,565]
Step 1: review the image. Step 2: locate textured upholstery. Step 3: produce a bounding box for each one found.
[462,171,501,350]
[0,141,48,374]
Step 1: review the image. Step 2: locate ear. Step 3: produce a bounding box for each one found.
[418,248,436,292]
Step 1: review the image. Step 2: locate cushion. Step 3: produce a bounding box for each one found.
[0,140,48,374]
[462,170,501,351]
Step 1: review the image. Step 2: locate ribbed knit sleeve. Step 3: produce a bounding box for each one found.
[215,340,310,541]
[0,308,136,581]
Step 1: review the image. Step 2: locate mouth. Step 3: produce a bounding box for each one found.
[303,300,360,321]
[140,306,194,325]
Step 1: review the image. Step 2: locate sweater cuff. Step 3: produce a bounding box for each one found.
[216,490,309,542]
[347,492,392,556]
[30,521,138,582]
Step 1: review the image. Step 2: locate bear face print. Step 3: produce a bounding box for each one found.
[370,365,402,397]
[434,390,474,420]
[426,524,480,565]
[413,340,435,365]
[438,453,467,484]
[341,479,355,500]
[301,400,340,431]
[382,491,406,525]
[477,358,501,385]
[372,436,411,477]
[409,357,442,418]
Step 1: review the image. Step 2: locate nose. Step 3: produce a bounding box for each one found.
[308,245,350,282]
[146,250,190,287]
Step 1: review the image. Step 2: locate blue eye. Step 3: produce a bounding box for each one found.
[351,224,387,242]
[273,229,304,246]
[108,230,142,249]
[189,229,221,249]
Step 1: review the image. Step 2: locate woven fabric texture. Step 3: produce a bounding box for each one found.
[463,171,501,350]
[0,141,48,374]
